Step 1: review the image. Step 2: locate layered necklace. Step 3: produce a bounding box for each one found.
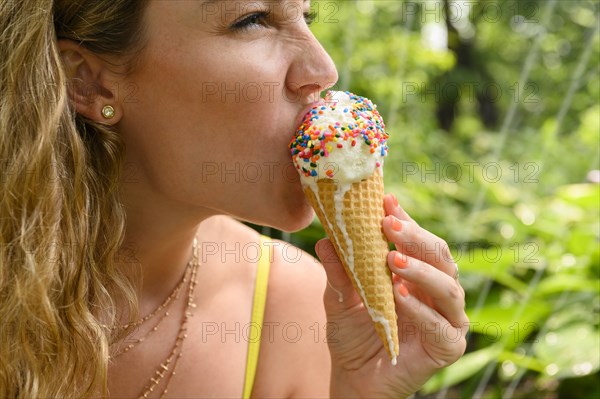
[110,238,200,399]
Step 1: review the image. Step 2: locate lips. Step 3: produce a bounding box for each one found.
[293,99,325,132]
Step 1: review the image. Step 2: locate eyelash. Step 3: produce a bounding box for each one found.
[230,10,318,32]
[305,11,317,26]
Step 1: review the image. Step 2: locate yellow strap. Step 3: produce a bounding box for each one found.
[242,235,271,399]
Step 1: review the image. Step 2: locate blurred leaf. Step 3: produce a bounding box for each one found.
[576,105,600,149]
[555,184,600,210]
[421,344,503,393]
[468,301,551,349]
[535,274,600,297]
[498,350,546,373]
[458,248,529,294]
[544,296,600,331]
[567,229,598,258]
[534,323,600,379]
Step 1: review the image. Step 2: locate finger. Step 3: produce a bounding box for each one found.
[394,282,468,365]
[382,214,457,278]
[388,251,467,328]
[315,238,362,309]
[383,194,414,222]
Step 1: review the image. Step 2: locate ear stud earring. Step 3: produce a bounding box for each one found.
[101,105,115,119]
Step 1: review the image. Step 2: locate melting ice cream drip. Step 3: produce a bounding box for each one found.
[290,91,397,364]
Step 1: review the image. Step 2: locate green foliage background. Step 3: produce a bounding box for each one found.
[261,1,599,398]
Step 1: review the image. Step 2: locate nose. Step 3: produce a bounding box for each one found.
[286,30,339,103]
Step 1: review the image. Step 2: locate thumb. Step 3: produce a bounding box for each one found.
[315,238,361,308]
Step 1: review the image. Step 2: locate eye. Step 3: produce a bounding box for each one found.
[304,10,317,26]
[230,11,270,32]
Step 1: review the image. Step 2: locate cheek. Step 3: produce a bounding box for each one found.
[121,37,312,227]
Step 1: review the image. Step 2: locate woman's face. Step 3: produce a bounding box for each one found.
[117,0,338,232]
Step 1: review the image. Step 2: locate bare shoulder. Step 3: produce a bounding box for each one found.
[263,237,327,324]
[253,236,331,398]
[197,216,331,397]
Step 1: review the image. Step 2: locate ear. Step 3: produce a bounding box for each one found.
[57,39,123,124]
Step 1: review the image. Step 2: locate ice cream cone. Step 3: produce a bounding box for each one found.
[289,91,398,363]
[304,168,399,363]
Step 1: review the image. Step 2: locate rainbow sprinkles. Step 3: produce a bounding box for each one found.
[289,91,389,180]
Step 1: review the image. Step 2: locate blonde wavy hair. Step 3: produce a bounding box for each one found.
[1,0,148,397]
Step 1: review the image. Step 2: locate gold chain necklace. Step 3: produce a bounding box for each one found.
[137,237,200,399]
[111,288,179,358]
[113,270,188,330]
[109,241,196,359]
[108,238,200,398]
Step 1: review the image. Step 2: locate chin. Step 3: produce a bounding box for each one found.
[262,196,316,233]
[279,209,316,233]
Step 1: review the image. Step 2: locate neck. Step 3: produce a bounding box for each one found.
[117,180,213,316]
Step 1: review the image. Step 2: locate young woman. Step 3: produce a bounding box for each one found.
[0,0,468,397]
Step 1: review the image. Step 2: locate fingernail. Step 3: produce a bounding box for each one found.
[392,195,399,208]
[398,283,409,298]
[394,252,408,269]
[314,240,323,257]
[391,217,402,232]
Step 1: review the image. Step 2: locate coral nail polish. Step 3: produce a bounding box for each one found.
[394,252,408,268]
[392,195,399,208]
[391,217,402,232]
[398,283,409,298]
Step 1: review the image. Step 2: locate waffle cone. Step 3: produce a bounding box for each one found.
[304,168,399,363]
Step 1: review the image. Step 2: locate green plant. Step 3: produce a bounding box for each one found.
[283,1,600,397]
